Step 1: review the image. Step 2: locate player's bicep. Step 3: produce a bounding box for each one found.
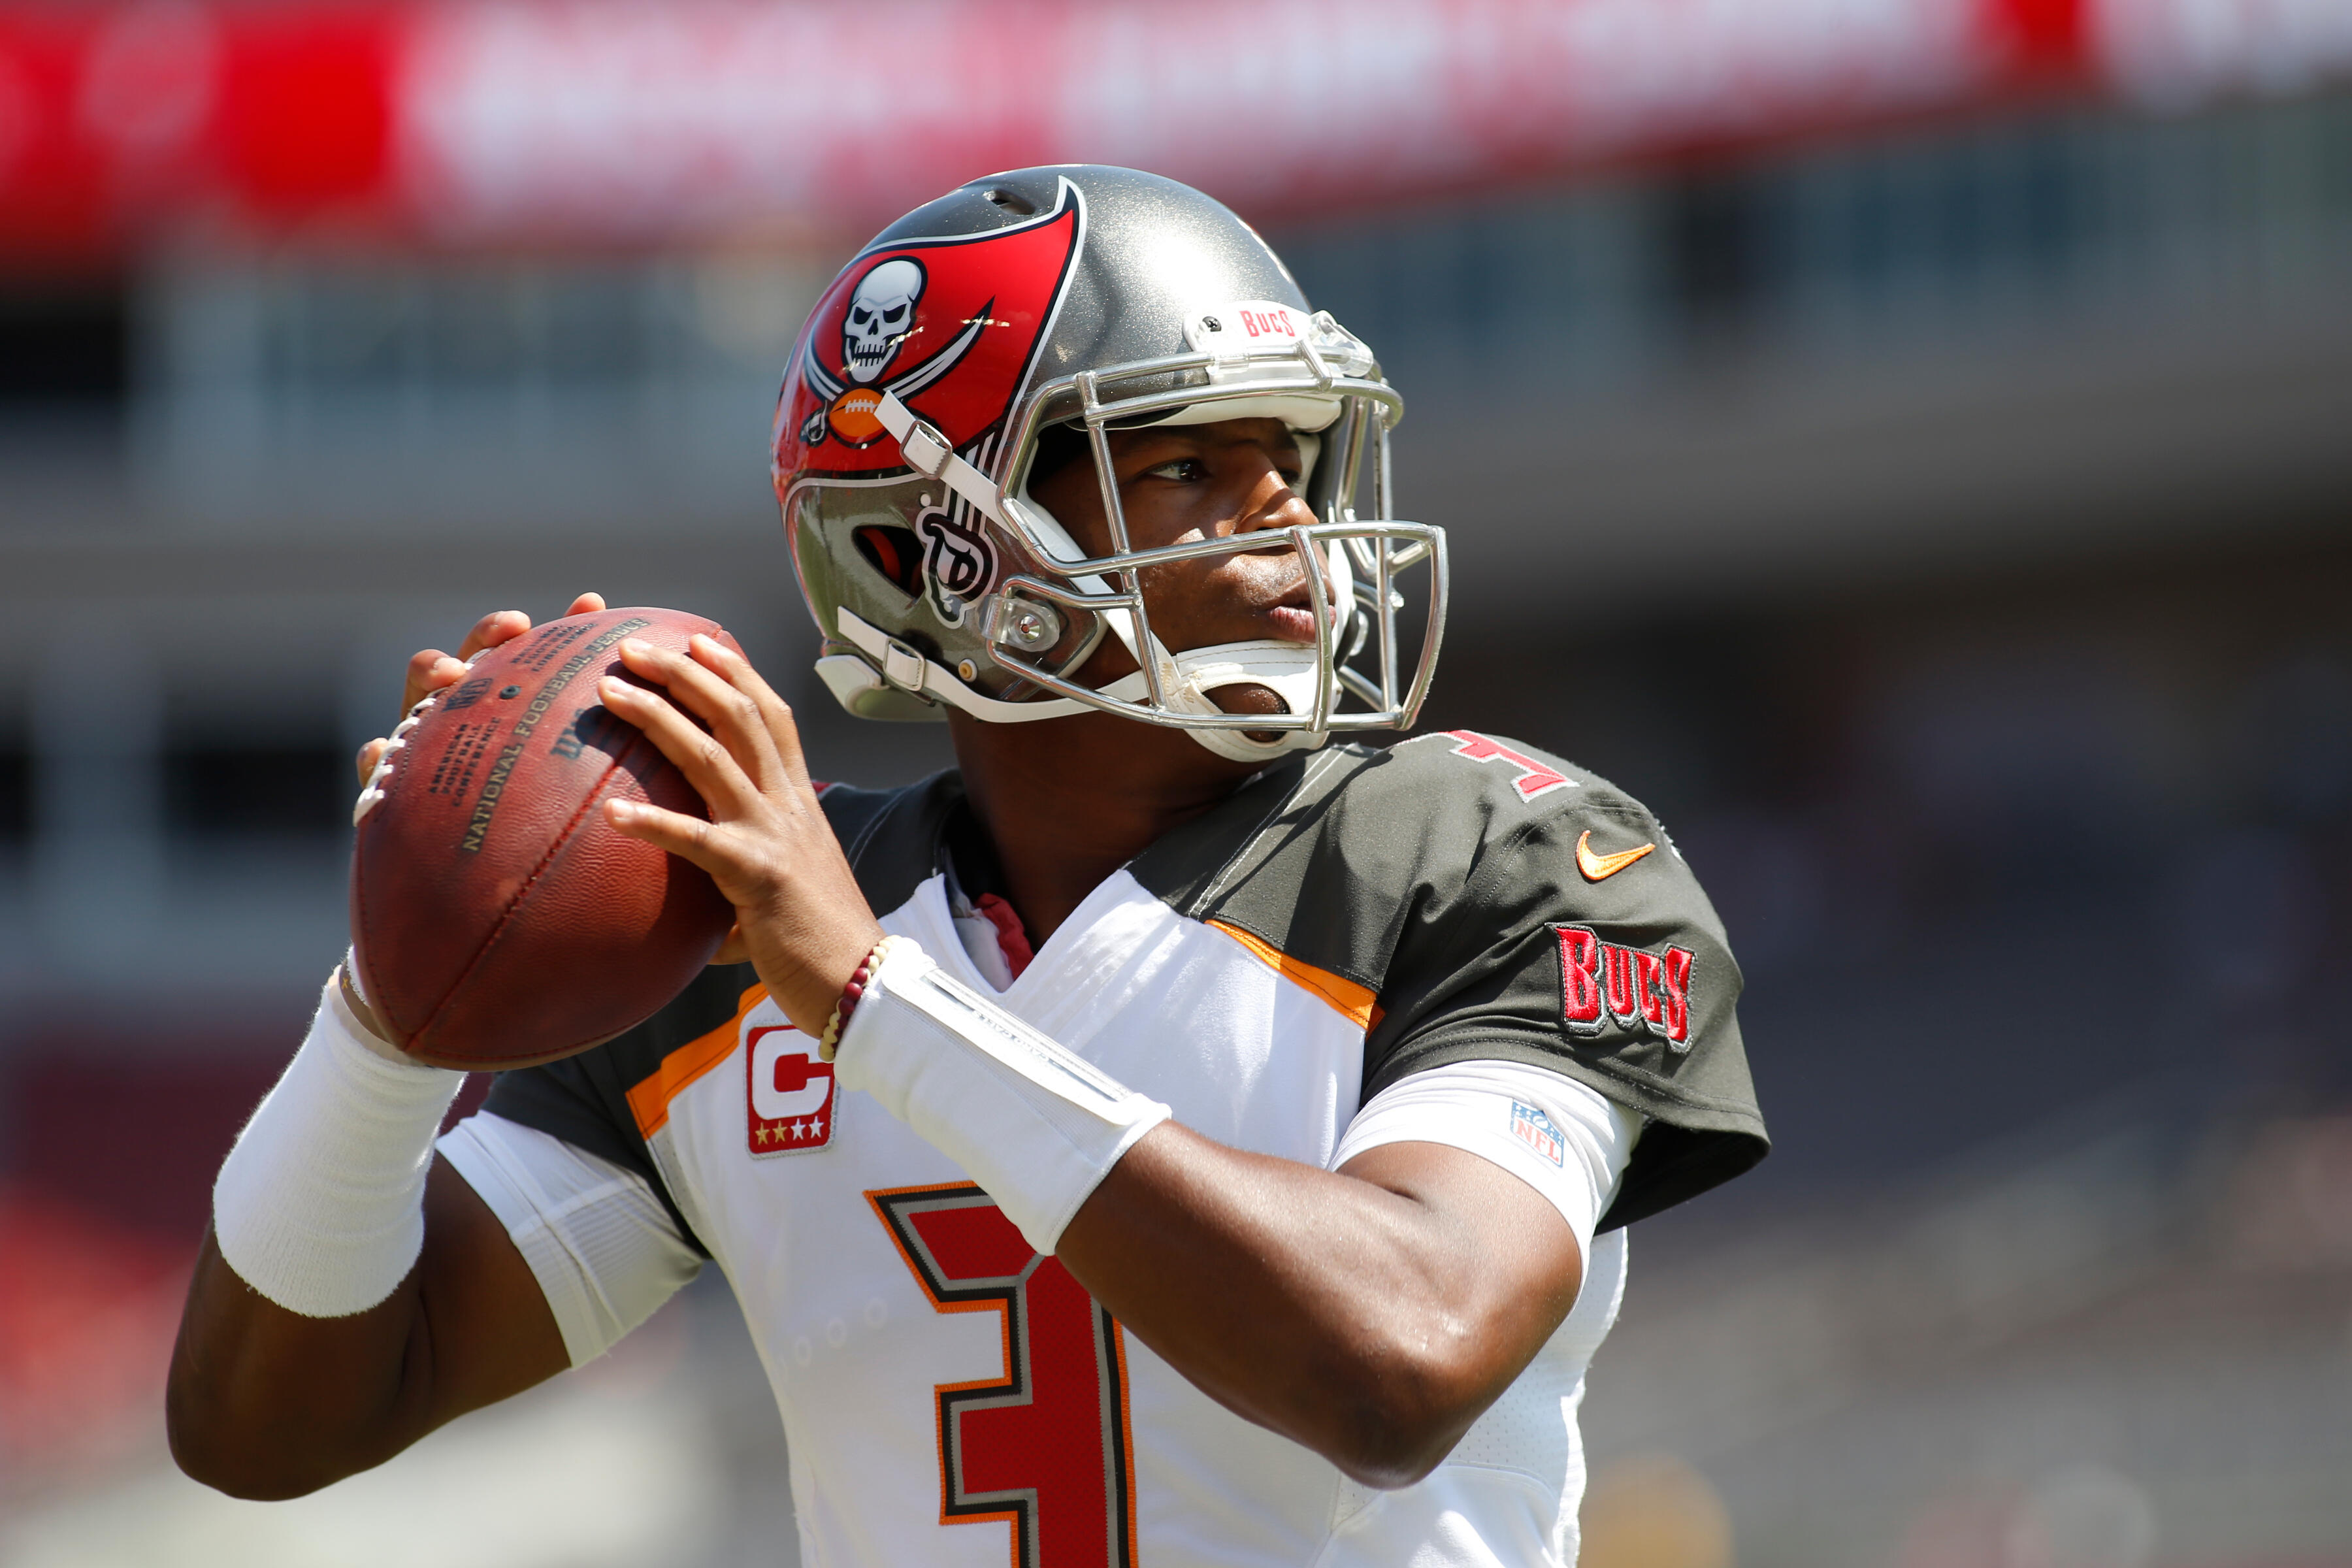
[1338,1064,1639,1252]
[412,1155,571,1425]
[1331,1064,1642,1370]
[1334,1139,1584,1321]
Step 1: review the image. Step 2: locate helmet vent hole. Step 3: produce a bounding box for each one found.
[981,188,1036,216]
[851,525,924,596]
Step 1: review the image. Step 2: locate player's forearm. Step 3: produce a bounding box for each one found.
[832,941,1576,1484]
[168,1230,436,1498]
[1056,1126,1569,1489]
[171,1151,569,1498]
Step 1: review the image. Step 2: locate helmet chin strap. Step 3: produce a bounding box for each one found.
[826,612,1332,760]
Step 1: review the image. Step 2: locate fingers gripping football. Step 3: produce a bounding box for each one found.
[352,595,609,784]
[606,636,790,811]
[595,636,804,861]
[598,635,883,1034]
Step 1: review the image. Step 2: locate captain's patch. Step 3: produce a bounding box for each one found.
[747,1024,837,1155]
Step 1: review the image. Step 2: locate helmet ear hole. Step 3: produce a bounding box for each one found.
[853,525,923,596]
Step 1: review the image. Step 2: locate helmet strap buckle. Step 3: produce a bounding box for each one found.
[880,638,930,694]
[896,416,954,482]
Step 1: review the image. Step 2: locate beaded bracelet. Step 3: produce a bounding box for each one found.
[821,935,911,1061]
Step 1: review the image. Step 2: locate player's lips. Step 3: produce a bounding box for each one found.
[1266,603,1318,643]
[1173,545,1330,646]
[1261,576,1327,644]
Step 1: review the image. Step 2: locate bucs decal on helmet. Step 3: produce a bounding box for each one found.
[913,493,995,619]
[776,180,1084,476]
[841,257,925,387]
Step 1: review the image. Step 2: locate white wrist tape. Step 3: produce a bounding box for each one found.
[832,938,1170,1254]
[212,968,466,1316]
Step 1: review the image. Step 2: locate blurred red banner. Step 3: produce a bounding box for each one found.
[1,0,2346,260]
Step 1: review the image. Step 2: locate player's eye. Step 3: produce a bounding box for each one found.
[1141,457,1208,483]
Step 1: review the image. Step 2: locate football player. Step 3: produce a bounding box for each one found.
[172,167,1767,1568]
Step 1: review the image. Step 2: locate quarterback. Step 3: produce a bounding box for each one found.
[170,168,1767,1567]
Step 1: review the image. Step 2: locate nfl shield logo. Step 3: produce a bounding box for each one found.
[1510,1101,1565,1166]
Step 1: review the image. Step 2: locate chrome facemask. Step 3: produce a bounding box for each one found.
[822,309,1447,760]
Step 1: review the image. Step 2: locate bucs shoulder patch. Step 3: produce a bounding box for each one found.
[1555,924,1694,1052]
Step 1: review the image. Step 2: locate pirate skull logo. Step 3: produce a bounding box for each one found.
[843,258,925,385]
[783,180,1081,461]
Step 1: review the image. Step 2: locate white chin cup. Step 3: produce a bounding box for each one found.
[1146,640,1333,762]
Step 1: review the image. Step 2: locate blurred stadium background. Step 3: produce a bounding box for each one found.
[2,1,2349,1564]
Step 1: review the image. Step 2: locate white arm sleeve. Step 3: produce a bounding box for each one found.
[436,1110,702,1367]
[212,970,466,1318]
[1332,1061,1642,1267]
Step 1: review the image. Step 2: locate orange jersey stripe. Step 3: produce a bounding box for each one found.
[626,983,768,1139]
[1207,920,1382,1032]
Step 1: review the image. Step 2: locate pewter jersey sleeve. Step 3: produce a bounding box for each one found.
[1126,730,1769,1229]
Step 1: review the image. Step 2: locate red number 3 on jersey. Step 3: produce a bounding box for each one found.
[869,1184,1141,1568]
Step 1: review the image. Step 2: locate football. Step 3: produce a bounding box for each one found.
[350,606,740,1070]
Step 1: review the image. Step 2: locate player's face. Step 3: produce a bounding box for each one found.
[1030,417,1329,670]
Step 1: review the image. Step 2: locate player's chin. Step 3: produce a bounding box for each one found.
[1207,680,1292,745]
[1209,681,1285,718]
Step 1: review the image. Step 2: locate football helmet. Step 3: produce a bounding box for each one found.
[772,165,1445,762]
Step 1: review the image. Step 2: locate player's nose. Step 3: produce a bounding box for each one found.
[1232,453,1314,537]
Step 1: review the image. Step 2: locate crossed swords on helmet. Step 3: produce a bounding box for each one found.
[796,291,994,450]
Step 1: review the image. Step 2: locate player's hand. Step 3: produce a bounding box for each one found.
[596,634,885,1036]
[353,593,608,785]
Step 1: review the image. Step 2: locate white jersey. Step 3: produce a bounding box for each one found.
[447,738,1768,1567]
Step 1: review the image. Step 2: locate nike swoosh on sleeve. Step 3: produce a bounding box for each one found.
[1576,830,1655,882]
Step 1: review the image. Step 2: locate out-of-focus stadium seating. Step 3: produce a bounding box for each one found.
[2,5,2348,1563]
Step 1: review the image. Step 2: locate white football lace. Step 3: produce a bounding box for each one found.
[351,691,441,826]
